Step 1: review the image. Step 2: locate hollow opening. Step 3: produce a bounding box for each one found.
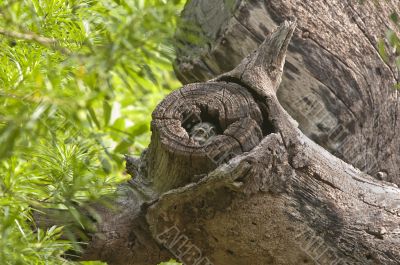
[181,105,223,137]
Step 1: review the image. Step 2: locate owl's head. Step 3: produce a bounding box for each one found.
[189,122,217,145]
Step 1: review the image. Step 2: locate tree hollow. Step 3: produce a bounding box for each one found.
[145,81,274,193]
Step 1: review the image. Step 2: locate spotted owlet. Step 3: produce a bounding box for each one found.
[189,122,217,145]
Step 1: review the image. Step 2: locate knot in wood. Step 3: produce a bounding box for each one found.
[147,82,268,192]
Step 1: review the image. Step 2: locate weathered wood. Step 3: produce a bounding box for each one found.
[140,81,266,193]
[56,21,400,265]
[175,0,400,186]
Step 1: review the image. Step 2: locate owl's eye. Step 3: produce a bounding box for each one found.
[207,127,216,136]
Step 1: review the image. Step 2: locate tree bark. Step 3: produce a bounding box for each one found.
[36,2,400,264]
[175,0,400,185]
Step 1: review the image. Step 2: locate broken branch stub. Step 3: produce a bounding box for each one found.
[141,19,298,192]
[138,21,297,195]
[145,82,268,193]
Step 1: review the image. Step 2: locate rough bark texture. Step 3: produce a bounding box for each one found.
[35,2,400,265]
[175,0,400,185]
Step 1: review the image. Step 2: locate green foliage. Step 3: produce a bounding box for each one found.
[0,0,183,264]
[377,10,400,89]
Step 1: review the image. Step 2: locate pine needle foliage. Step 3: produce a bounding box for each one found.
[0,0,183,264]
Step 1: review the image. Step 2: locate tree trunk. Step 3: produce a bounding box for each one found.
[37,2,400,265]
[175,0,400,185]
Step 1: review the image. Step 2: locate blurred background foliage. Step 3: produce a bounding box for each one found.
[0,0,182,264]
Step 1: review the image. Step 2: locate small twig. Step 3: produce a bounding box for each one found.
[0,27,71,55]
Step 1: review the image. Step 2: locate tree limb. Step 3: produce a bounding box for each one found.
[0,28,71,55]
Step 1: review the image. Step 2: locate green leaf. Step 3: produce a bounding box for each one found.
[103,100,112,126]
[0,123,20,160]
[377,39,389,63]
[87,105,101,129]
[390,12,399,25]
[127,122,149,137]
[99,155,112,174]
[114,138,133,154]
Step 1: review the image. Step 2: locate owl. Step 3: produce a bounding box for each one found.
[189,122,217,145]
